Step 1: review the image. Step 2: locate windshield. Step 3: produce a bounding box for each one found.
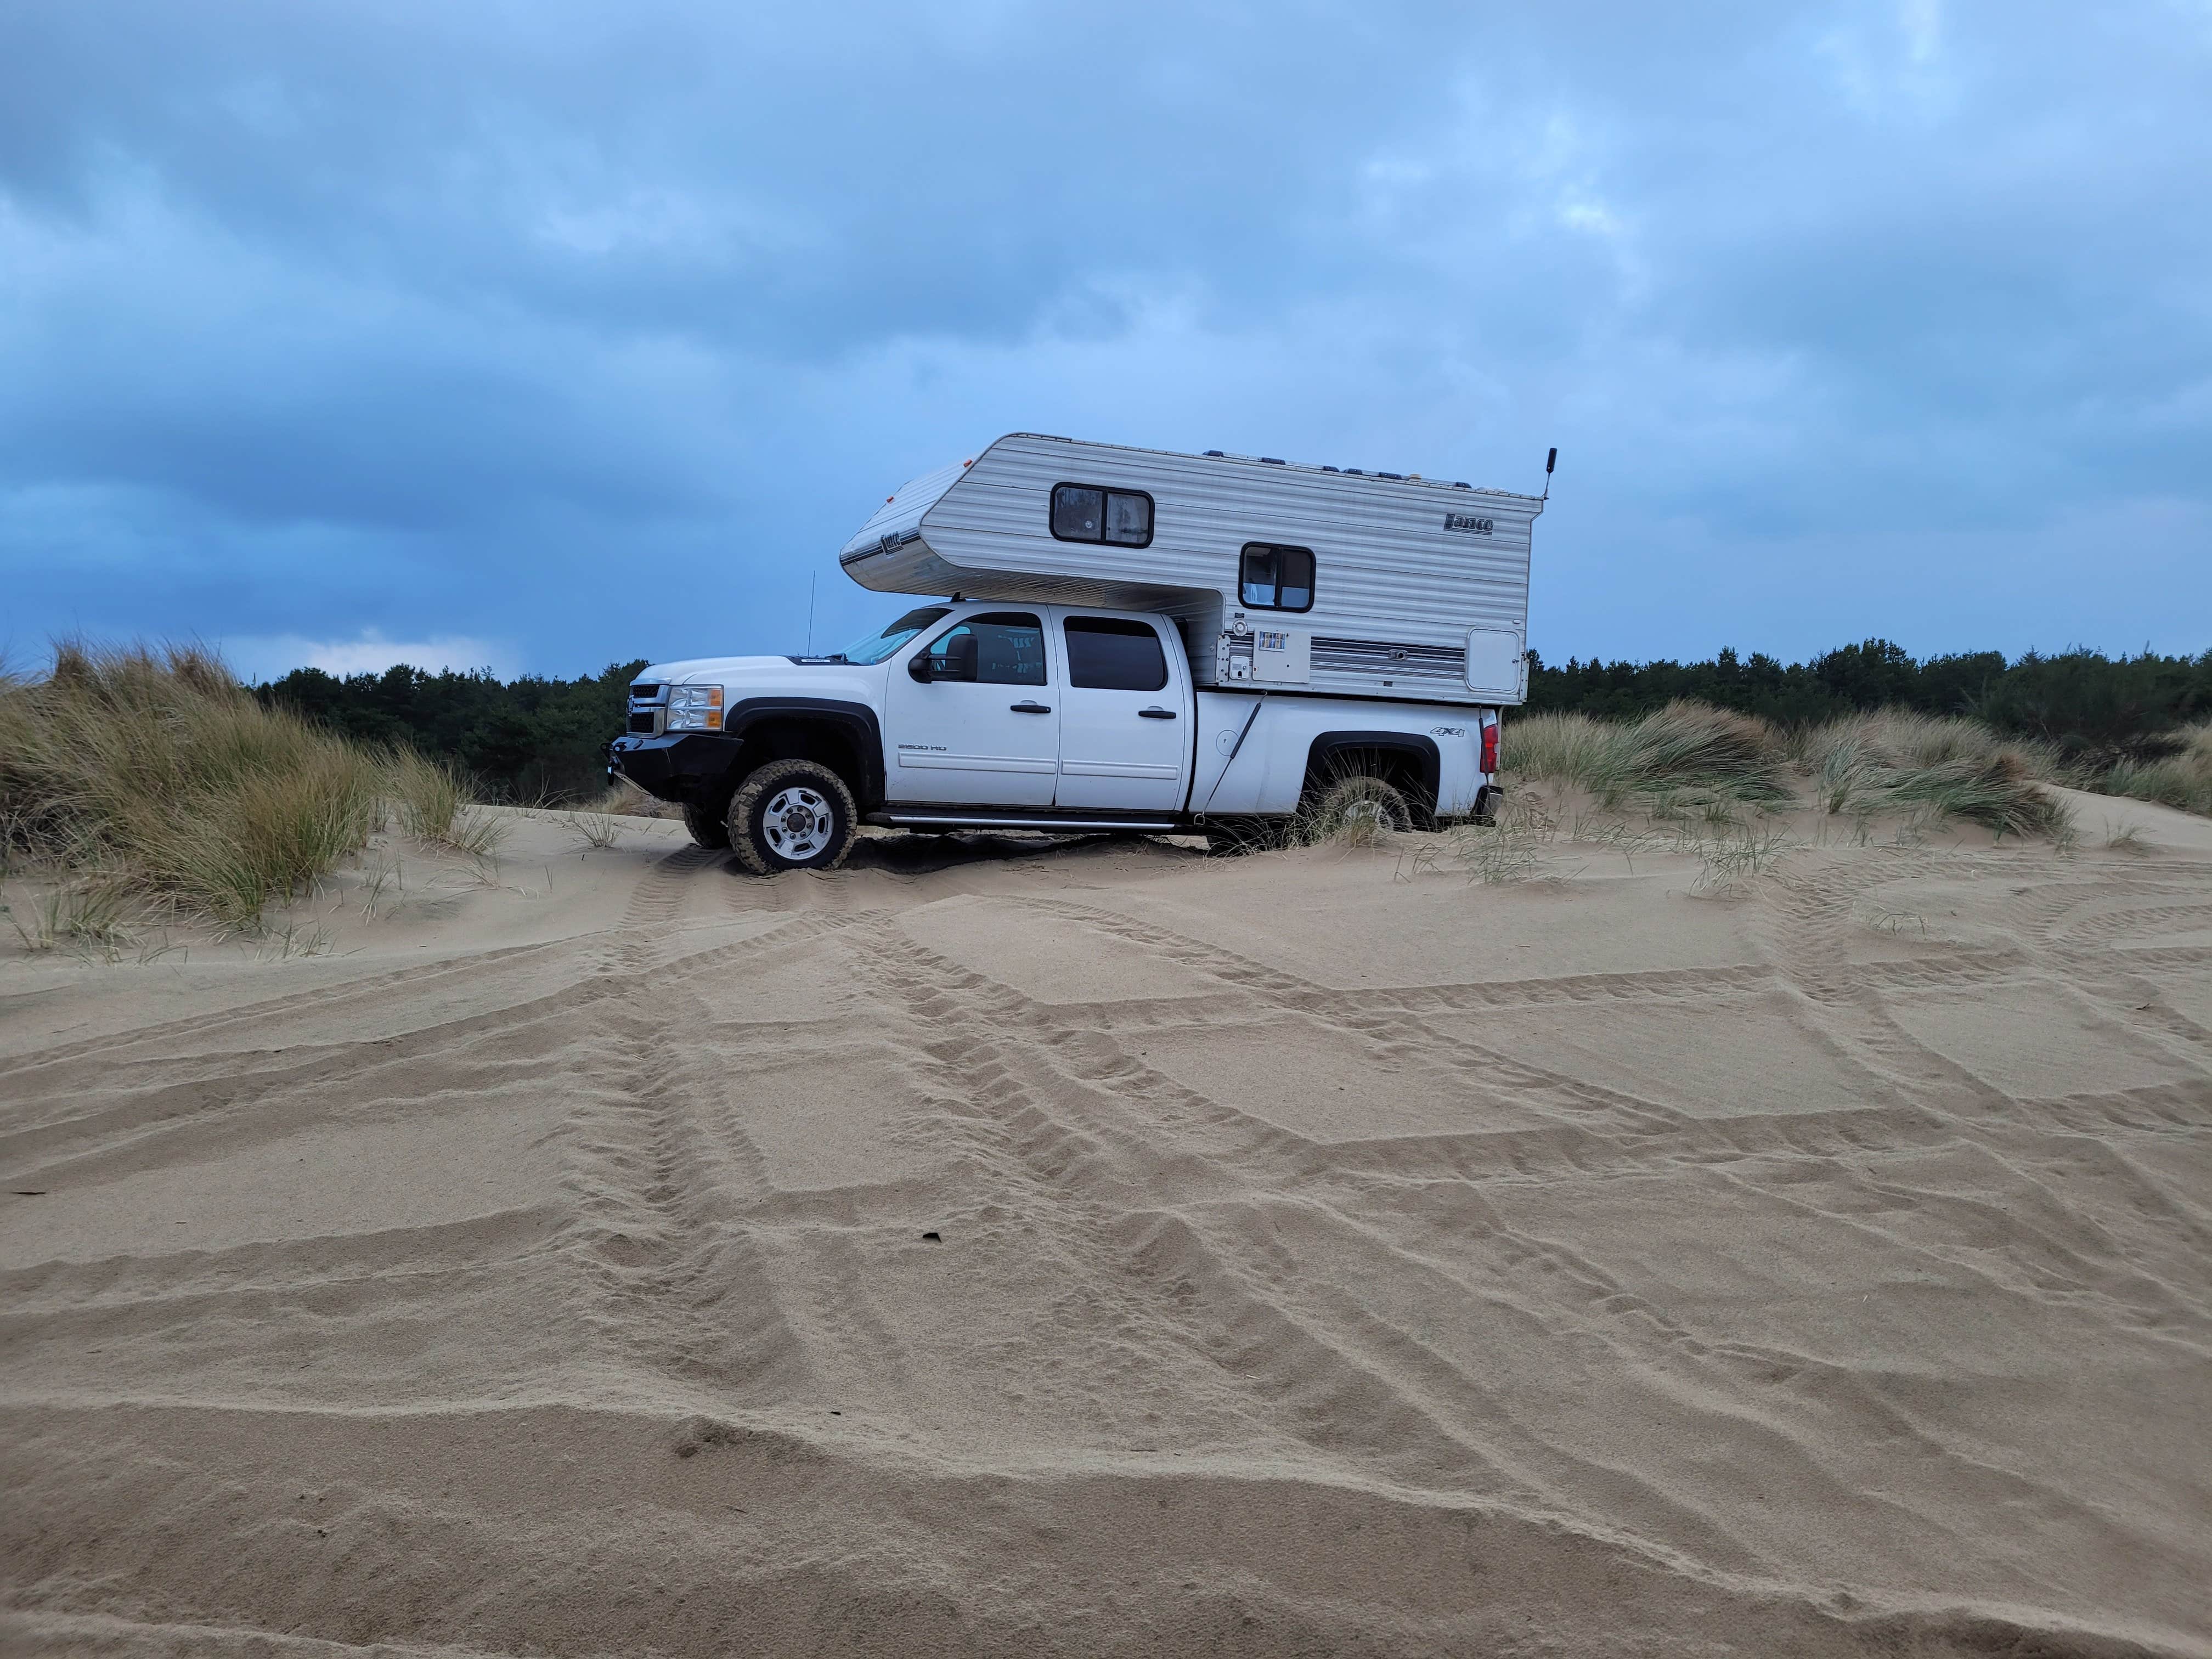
[837,606,950,665]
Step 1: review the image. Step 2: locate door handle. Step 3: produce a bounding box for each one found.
[1009,701,1052,714]
[1138,707,1177,719]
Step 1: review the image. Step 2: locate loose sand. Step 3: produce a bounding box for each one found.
[4,792,2209,1657]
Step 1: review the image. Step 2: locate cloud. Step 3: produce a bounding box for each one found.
[2,0,2208,672]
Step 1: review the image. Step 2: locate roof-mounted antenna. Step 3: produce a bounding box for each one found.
[1541,447,1558,503]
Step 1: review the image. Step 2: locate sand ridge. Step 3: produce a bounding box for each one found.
[4,798,2210,1656]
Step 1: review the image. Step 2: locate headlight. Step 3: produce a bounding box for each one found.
[665,685,724,731]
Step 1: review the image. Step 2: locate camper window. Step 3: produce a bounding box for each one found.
[1239,544,1316,612]
[919,613,1048,685]
[1051,483,1154,548]
[1103,492,1152,546]
[1064,617,1169,692]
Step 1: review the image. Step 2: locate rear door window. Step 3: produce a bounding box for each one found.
[1064,617,1169,691]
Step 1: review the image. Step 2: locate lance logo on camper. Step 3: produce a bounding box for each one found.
[1443,512,1495,534]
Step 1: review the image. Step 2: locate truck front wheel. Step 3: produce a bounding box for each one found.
[727,759,857,875]
[681,801,731,850]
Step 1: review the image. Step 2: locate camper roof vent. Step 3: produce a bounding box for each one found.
[1378,471,1404,481]
[1322,465,1340,472]
[1454,481,1471,489]
[1203,449,1225,457]
[1344,468,1364,476]
[1260,456,1285,465]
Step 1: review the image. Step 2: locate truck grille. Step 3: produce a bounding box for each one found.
[627,681,667,736]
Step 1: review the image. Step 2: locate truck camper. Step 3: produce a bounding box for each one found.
[608,433,1547,874]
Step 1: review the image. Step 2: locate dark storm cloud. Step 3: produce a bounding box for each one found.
[2,0,2207,674]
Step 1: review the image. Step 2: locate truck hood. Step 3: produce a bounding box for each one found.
[637,655,798,686]
[635,654,885,703]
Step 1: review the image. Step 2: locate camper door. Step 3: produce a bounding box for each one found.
[1465,627,1525,702]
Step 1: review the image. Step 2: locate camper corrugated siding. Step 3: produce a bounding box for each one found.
[839,433,1539,703]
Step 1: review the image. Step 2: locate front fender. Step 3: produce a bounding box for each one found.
[724,697,885,809]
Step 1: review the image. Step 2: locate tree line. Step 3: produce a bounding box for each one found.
[254,642,2212,804]
[256,661,646,804]
[1529,642,2212,758]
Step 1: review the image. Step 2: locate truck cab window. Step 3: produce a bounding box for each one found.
[1052,483,1154,548]
[920,613,1047,685]
[839,606,949,665]
[1064,617,1169,691]
[1240,544,1315,612]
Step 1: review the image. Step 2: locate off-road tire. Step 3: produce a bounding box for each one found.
[681,800,731,850]
[727,759,857,875]
[1304,775,1415,839]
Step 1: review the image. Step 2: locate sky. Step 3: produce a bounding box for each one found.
[2,0,2208,681]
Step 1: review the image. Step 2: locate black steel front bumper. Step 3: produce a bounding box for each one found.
[605,733,743,803]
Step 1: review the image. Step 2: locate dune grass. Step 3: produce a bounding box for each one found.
[1789,710,2070,839]
[0,644,495,932]
[2100,720,2212,817]
[1503,701,1794,812]
[386,746,508,857]
[1500,699,2072,838]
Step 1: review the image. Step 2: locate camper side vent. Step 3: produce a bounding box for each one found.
[1312,637,1467,674]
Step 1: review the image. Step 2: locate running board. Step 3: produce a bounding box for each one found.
[875,811,1182,833]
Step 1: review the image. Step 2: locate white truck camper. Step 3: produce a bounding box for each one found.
[607,433,1546,873]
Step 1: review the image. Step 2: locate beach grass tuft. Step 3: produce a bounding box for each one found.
[1503,700,2073,839]
[2100,720,2212,817]
[1,644,388,927]
[1790,710,2070,838]
[0,642,509,930]
[1503,701,1793,811]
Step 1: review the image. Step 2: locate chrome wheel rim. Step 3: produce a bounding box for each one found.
[761,786,834,860]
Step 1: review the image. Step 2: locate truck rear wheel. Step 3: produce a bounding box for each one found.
[681,801,731,850]
[727,759,857,875]
[1303,774,1414,839]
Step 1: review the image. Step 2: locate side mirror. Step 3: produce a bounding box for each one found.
[910,634,977,682]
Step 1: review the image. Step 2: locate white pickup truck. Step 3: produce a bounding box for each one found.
[608,600,1501,872]
[607,433,1541,872]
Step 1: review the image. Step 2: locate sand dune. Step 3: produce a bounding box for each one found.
[4,794,2210,1657]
